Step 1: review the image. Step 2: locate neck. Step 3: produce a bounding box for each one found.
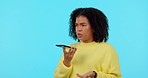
[81,40,94,43]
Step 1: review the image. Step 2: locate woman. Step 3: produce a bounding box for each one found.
[54,7,122,78]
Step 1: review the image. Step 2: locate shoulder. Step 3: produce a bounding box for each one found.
[97,42,114,49]
[99,42,118,55]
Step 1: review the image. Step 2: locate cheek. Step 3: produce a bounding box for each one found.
[85,29,94,37]
[84,27,93,34]
[83,30,92,38]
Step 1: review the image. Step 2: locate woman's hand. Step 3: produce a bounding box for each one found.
[76,71,96,78]
[63,46,77,67]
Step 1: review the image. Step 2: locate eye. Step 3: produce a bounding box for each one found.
[82,24,86,26]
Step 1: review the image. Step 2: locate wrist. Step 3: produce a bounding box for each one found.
[93,71,97,78]
[63,60,71,67]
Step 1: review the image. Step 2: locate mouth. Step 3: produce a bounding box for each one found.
[77,33,82,38]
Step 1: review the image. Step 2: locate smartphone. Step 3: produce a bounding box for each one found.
[56,44,71,48]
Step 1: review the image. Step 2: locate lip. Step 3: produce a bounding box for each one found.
[77,33,82,38]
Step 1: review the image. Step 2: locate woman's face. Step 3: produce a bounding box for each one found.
[75,15,94,43]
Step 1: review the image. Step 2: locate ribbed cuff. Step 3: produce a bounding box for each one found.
[61,61,72,69]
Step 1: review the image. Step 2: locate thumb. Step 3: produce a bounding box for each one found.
[76,73,82,78]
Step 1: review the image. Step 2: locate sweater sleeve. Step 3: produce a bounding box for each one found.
[96,45,122,78]
[54,55,73,78]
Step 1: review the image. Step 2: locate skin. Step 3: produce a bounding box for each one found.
[76,71,95,78]
[75,15,94,43]
[63,15,95,78]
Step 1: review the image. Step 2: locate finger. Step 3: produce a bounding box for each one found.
[69,47,73,53]
[84,75,90,78]
[87,74,93,78]
[71,47,77,55]
[69,46,74,53]
[69,46,76,52]
[62,47,67,54]
[82,72,93,78]
[76,73,82,77]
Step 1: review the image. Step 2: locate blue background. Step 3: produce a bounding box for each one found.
[0,0,148,78]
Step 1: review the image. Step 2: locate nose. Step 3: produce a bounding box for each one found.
[76,26,82,31]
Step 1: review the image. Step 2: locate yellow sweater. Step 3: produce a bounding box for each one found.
[54,42,122,78]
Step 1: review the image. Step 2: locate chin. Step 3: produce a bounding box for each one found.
[78,38,84,41]
[78,38,82,40]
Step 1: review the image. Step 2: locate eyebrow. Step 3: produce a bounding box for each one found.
[75,23,86,25]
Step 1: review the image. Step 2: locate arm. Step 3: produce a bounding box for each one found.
[54,55,73,78]
[54,46,77,78]
[96,45,122,78]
